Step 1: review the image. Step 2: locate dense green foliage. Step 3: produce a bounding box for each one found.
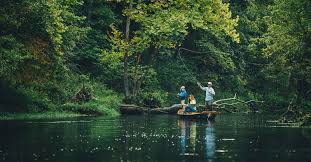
[0,0,121,115]
[0,0,310,116]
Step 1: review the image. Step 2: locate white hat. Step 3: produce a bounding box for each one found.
[208,82,212,85]
[180,86,185,89]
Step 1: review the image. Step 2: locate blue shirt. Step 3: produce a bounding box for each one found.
[178,90,187,100]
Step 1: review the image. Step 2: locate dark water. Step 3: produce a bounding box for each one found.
[0,114,310,162]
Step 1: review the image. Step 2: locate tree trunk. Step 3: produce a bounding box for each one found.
[296,78,306,105]
[132,52,141,98]
[147,45,157,65]
[123,2,132,103]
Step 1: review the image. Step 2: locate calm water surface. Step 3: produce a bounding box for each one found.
[0,114,310,162]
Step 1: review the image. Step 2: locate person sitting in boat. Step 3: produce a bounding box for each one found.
[184,94,197,113]
[197,81,215,111]
[177,86,187,105]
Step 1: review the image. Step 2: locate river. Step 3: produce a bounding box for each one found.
[0,114,310,162]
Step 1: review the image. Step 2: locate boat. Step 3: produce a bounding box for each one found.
[177,109,218,121]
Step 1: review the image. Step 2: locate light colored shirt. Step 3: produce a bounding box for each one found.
[201,87,215,101]
[189,100,196,104]
[188,99,197,111]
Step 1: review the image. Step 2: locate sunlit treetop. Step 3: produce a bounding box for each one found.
[126,0,240,47]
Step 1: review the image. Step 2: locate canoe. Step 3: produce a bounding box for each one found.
[177,109,218,121]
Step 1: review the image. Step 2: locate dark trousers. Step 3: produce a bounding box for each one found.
[184,106,196,112]
[205,100,213,111]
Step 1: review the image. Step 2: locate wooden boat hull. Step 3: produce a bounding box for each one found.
[177,109,218,121]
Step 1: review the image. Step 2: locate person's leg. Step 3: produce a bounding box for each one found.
[190,106,196,112]
[205,100,213,111]
[180,100,185,111]
[205,101,210,111]
[184,106,190,113]
[208,100,214,111]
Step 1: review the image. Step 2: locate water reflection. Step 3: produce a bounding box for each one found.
[178,119,197,155]
[1,115,310,162]
[205,121,215,162]
[178,119,216,161]
[0,118,122,162]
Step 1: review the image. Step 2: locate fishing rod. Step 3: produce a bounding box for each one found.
[177,46,232,86]
[177,47,211,84]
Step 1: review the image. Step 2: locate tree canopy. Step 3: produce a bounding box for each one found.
[0,0,310,112]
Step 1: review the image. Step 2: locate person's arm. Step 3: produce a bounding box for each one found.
[197,82,206,90]
[208,88,215,96]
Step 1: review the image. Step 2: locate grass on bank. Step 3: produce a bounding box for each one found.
[0,111,84,120]
[0,92,122,120]
[0,77,123,120]
[59,95,121,117]
[58,80,122,116]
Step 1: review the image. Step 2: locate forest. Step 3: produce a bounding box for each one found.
[0,0,310,120]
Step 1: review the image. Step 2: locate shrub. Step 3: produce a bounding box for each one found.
[136,90,168,108]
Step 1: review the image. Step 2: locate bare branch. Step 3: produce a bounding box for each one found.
[213,93,237,105]
[213,93,263,109]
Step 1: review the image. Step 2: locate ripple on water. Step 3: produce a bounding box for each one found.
[25,120,92,124]
[220,138,235,141]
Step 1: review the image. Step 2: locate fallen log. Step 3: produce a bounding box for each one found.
[120,104,185,114]
[120,104,148,114]
[120,104,210,114]
[149,104,182,114]
[213,93,263,112]
[120,92,264,115]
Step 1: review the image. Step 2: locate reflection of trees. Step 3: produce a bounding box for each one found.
[302,128,311,144]
[0,118,123,162]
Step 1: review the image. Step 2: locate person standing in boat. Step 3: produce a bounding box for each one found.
[177,86,188,106]
[197,81,215,111]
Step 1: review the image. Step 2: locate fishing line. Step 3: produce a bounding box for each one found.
[177,47,210,83]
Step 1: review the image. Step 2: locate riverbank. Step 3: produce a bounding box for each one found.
[0,79,123,120]
[0,94,122,120]
[0,100,121,121]
[0,102,121,121]
[0,111,88,120]
[0,103,122,121]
